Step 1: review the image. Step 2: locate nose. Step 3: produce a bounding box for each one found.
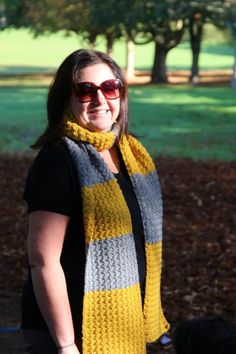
[94,88,107,104]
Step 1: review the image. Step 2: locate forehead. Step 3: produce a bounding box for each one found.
[78,63,116,84]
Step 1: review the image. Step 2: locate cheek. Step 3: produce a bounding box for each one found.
[70,97,87,118]
[111,100,121,117]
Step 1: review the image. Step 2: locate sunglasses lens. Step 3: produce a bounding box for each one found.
[101,80,122,100]
[76,82,96,102]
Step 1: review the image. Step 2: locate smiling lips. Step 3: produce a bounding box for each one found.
[89,109,110,115]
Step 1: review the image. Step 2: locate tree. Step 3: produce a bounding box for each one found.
[2,0,134,60]
[83,0,130,56]
[0,0,25,27]
[125,0,187,83]
[2,0,97,46]
[2,0,138,77]
[186,0,229,83]
[225,0,236,88]
[23,0,88,35]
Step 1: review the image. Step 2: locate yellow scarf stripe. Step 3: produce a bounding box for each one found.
[64,119,117,151]
[82,179,132,243]
[119,134,156,176]
[143,242,170,341]
[82,284,146,354]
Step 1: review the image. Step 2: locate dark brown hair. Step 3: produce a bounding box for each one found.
[32,49,128,148]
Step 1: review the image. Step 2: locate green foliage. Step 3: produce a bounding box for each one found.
[22,0,87,35]
[77,0,131,49]
[1,1,235,83]
[2,0,134,49]
[185,0,229,25]
[124,0,230,44]
[226,1,236,31]
[0,0,24,27]
[2,0,235,42]
[126,0,186,45]
[84,0,127,34]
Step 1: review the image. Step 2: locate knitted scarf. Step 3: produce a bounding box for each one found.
[63,119,169,354]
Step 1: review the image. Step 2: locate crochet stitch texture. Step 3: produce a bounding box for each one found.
[63,119,169,354]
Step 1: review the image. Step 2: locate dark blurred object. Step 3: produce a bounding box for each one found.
[173,317,236,354]
[146,333,173,353]
[158,334,172,349]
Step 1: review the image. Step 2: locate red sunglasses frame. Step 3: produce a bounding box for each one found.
[73,79,123,103]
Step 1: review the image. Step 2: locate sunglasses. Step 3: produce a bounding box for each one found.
[73,79,123,103]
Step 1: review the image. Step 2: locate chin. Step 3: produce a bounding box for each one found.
[89,122,113,133]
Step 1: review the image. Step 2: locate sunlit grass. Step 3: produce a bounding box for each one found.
[0,28,234,75]
[0,84,235,160]
[129,85,236,160]
[0,27,235,159]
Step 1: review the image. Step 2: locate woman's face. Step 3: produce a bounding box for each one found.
[69,63,121,132]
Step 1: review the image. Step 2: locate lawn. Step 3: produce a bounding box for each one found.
[129,85,236,160]
[0,84,235,160]
[0,28,234,74]
[0,28,235,160]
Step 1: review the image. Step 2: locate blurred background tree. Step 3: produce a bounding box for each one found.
[1,0,236,87]
[125,0,186,83]
[186,0,229,83]
[226,0,236,87]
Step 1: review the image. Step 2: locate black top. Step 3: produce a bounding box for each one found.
[21,141,146,339]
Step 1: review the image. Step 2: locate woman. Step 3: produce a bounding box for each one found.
[21,49,169,354]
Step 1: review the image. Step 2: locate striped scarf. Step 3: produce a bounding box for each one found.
[63,119,169,354]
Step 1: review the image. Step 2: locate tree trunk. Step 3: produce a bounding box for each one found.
[227,21,236,89]
[151,28,183,84]
[106,34,114,57]
[151,42,168,83]
[126,40,135,80]
[88,33,97,49]
[189,19,203,84]
[232,49,236,89]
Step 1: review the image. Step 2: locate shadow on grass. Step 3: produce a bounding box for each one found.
[0,84,235,160]
[129,84,236,101]
[0,66,56,76]
[201,44,233,57]
[128,86,236,160]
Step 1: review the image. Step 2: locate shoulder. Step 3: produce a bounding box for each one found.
[24,140,80,215]
[28,140,75,178]
[25,139,78,190]
[33,140,71,167]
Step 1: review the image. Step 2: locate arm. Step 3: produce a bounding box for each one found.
[28,210,80,354]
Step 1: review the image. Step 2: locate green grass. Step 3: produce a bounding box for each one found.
[0,86,47,151]
[0,28,234,74]
[0,28,235,160]
[129,85,236,160]
[0,84,235,160]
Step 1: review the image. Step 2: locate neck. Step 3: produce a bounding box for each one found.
[98,146,121,174]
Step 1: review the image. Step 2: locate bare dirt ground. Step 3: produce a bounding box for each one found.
[0,69,233,87]
[127,69,234,85]
[0,152,235,353]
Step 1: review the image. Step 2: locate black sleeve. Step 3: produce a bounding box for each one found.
[24,142,79,216]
